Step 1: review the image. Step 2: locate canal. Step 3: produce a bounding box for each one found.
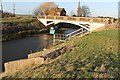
[2,34,53,64]
[1,23,81,72]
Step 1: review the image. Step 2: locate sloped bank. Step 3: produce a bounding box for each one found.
[2,43,77,77]
[2,30,119,79]
[2,18,47,42]
[1,30,88,77]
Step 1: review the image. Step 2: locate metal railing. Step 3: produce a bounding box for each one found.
[54,28,88,42]
[55,34,66,42]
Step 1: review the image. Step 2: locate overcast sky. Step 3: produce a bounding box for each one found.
[1,0,119,18]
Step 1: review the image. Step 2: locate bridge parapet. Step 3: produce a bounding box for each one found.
[39,16,45,19]
[37,15,107,23]
[55,16,64,20]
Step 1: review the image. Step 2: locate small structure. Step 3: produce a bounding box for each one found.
[45,8,66,16]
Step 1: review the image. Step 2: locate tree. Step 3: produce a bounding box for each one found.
[33,8,43,16]
[81,5,90,17]
[39,2,58,15]
[33,2,58,16]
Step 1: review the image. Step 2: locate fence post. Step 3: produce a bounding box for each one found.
[69,35,71,40]
[53,34,55,46]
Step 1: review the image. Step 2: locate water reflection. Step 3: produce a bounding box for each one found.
[2,28,79,72]
[64,29,77,34]
[2,34,53,64]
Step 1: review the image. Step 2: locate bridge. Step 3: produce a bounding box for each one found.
[37,16,107,41]
[37,16,107,32]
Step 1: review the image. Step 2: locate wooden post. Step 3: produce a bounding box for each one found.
[53,34,55,46]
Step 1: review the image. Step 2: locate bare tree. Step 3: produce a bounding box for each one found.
[39,2,58,15]
[81,5,90,17]
[33,8,43,16]
[33,2,58,16]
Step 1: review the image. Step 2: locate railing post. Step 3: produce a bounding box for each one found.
[69,35,71,40]
[89,16,93,32]
[82,28,83,34]
[54,16,56,20]
[45,16,47,19]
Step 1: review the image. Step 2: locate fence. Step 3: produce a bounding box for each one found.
[54,28,88,42]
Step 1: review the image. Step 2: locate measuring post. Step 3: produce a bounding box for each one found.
[53,34,55,45]
[50,27,55,45]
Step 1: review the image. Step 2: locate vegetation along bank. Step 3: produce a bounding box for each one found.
[2,17,46,42]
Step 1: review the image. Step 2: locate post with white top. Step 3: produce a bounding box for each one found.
[50,27,55,46]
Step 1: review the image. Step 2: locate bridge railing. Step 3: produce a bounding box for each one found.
[55,34,66,41]
[54,28,88,42]
[65,28,88,40]
[37,15,107,23]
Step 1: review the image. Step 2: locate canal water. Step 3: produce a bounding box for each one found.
[1,28,78,72]
[2,34,53,64]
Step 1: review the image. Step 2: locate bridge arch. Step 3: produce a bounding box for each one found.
[47,21,90,31]
[53,22,82,29]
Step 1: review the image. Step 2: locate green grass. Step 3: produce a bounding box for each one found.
[0,16,36,23]
[3,30,119,78]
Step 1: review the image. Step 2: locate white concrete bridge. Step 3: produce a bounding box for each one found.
[37,16,107,32]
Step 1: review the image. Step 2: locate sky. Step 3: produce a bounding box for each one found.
[1,0,119,18]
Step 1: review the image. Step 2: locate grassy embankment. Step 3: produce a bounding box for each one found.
[3,29,119,78]
[1,16,46,42]
[1,15,33,22]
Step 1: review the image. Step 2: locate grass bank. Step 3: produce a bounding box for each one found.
[1,17,36,23]
[3,30,119,78]
[2,17,47,42]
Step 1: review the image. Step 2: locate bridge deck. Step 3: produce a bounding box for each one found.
[37,16,107,23]
[37,15,107,32]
